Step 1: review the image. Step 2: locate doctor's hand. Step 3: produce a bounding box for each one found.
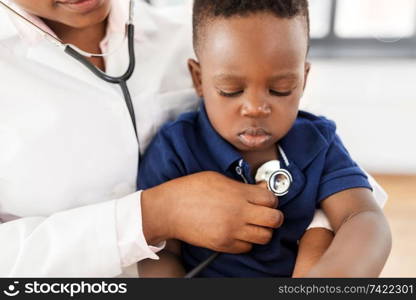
[141,171,284,254]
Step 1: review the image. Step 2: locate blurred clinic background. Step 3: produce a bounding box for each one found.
[144,0,416,277]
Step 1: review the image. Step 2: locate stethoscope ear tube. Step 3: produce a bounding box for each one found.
[0,0,138,139]
[63,24,136,83]
[64,17,209,277]
[63,24,138,140]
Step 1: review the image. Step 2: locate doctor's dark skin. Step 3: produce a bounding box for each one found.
[13,0,283,254]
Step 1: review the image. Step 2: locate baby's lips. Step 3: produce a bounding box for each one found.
[238,132,271,148]
[239,127,270,136]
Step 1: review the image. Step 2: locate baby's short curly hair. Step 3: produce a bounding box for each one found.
[192,0,310,54]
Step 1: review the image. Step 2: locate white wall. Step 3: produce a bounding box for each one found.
[302,59,416,174]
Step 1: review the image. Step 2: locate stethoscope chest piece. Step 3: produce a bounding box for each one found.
[268,167,292,196]
[255,160,293,197]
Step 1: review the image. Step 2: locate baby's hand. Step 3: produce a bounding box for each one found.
[292,228,334,277]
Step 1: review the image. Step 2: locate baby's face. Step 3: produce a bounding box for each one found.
[189,13,310,154]
[11,0,110,29]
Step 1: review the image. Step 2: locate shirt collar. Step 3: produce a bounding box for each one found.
[197,103,242,173]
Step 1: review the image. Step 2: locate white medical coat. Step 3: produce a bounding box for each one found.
[0,1,197,277]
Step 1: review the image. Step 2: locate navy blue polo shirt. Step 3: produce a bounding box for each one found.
[138,103,372,277]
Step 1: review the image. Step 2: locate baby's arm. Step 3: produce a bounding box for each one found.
[292,227,333,278]
[292,174,387,278]
[299,123,391,277]
[306,188,391,277]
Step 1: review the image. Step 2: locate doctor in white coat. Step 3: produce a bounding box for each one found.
[0,0,387,277]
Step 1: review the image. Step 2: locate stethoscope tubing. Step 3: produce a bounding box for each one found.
[184,252,220,278]
[64,24,138,140]
[63,22,214,277]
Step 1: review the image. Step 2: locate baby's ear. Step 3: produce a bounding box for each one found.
[302,62,311,92]
[188,59,203,98]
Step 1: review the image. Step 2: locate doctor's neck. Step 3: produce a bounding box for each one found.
[43,18,108,71]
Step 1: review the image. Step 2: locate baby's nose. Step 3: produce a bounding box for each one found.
[241,99,271,118]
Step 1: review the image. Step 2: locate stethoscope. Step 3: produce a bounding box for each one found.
[185,146,293,278]
[0,0,294,278]
[0,0,138,140]
[255,145,293,197]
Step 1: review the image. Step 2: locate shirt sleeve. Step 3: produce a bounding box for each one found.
[308,169,388,231]
[317,133,372,203]
[0,192,162,277]
[116,191,165,268]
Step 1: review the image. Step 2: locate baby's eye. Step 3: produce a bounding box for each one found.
[269,89,292,97]
[218,90,244,97]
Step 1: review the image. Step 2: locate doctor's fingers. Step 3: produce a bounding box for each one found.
[244,204,284,229]
[224,240,253,254]
[256,181,268,189]
[236,225,274,246]
[246,186,277,208]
